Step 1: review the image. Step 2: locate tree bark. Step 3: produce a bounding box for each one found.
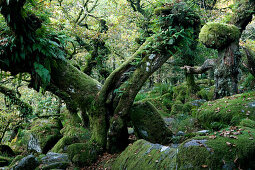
[0,0,201,159]
[214,42,241,99]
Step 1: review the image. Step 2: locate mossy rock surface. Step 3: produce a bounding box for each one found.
[130,101,172,144]
[112,139,177,170]
[199,22,240,49]
[177,126,255,169]
[196,91,255,130]
[60,124,91,141]
[67,142,102,167]
[30,118,63,154]
[51,136,79,153]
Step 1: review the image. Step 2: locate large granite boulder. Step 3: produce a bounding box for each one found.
[130,101,172,144]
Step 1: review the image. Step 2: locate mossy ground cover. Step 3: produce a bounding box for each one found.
[196,91,255,130]
[178,126,255,169]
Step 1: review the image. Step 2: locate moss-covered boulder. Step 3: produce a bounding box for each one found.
[177,126,255,169]
[67,142,102,167]
[51,136,79,153]
[29,118,62,154]
[196,91,255,130]
[112,139,177,170]
[12,155,39,170]
[60,124,91,141]
[130,101,172,144]
[40,152,70,170]
[199,22,240,49]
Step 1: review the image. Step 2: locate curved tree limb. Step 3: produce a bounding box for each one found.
[181,59,216,74]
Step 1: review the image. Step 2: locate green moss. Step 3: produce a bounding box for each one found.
[240,118,255,129]
[196,91,255,130]
[60,125,90,141]
[112,139,177,170]
[170,100,184,115]
[199,22,240,49]
[130,101,172,144]
[140,93,174,116]
[30,118,62,154]
[67,142,102,167]
[177,126,255,169]
[51,136,79,153]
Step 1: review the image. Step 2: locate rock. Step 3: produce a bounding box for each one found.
[41,162,70,170]
[163,117,175,126]
[190,99,207,107]
[248,101,255,108]
[196,91,255,130]
[196,130,210,135]
[127,128,134,135]
[177,126,255,169]
[51,136,79,153]
[130,101,172,144]
[67,142,102,167]
[29,118,62,154]
[27,134,42,153]
[12,155,39,170]
[40,152,70,170]
[112,139,177,170]
[0,145,15,157]
[176,131,185,136]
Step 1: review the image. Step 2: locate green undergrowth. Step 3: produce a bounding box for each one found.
[196,91,255,130]
[135,79,214,117]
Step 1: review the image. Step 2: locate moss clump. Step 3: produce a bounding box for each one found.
[240,118,255,129]
[177,126,255,169]
[60,125,90,142]
[199,22,240,49]
[196,91,255,130]
[67,142,102,167]
[51,136,79,153]
[112,139,177,170]
[170,100,184,115]
[130,101,172,144]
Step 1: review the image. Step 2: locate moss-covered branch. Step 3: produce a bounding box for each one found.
[0,84,33,117]
[181,59,216,74]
